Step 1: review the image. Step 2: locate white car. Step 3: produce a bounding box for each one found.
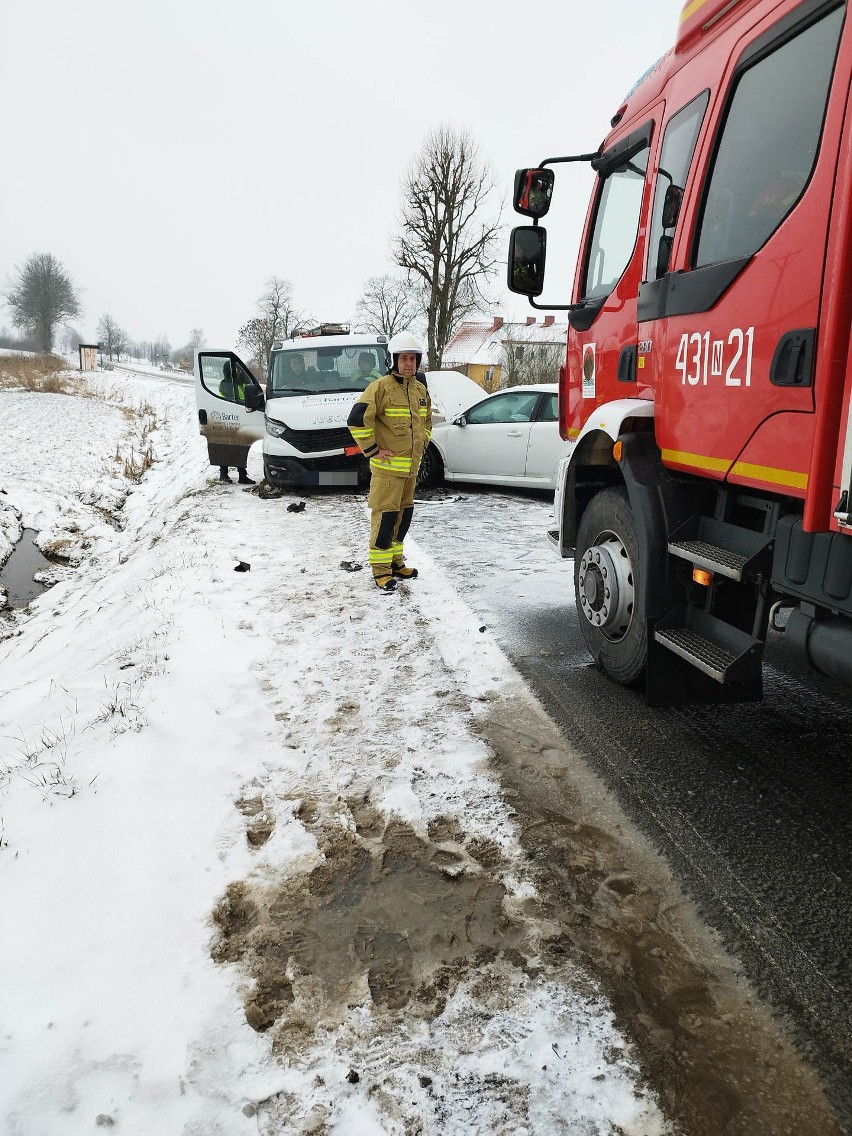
[421,373,570,491]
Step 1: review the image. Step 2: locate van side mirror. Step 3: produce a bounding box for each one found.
[508,226,547,297]
[513,168,555,218]
[244,384,265,412]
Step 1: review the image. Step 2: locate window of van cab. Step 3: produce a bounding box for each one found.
[269,345,388,397]
[582,143,650,301]
[695,5,844,268]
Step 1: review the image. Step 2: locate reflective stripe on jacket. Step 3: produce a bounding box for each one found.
[347,372,432,478]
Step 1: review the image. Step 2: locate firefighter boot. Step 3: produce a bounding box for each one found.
[391,535,417,579]
[392,562,418,579]
[373,573,398,592]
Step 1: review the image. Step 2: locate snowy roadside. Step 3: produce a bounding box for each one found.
[0,371,669,1134]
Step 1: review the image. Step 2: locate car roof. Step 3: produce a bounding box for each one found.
[486,383,558,395]
[277,334,386,352]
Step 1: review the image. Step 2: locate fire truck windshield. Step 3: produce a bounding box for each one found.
[269,344,388,397]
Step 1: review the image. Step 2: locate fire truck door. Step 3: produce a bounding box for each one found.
[648,5,846,497]
[567,114,660,425]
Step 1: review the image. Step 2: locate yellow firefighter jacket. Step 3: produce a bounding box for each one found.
[347,371,432,478]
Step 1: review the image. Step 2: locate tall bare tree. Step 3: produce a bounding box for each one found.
[5,252,82,353]
[501,340,565,388]
[394,127,501,370]
[97,314,128,360]
[355,274,420,337]
[237,277,309,375]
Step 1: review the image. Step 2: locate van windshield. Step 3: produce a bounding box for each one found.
[270,344,388,396]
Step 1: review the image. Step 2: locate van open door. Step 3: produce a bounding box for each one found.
[195,350,266,471]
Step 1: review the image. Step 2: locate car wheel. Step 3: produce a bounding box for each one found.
[418,444,444,488]
[574,487,647,685]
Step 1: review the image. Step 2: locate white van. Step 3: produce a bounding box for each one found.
[195,329,389,487]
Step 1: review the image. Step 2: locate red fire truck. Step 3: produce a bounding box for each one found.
[508,0,852,704]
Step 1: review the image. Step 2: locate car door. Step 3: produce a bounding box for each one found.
[442,389,541,482]
[195,350,266,455]
[523,391,569,485]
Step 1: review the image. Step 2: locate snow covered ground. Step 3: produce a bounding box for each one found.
[0,368,672,1133]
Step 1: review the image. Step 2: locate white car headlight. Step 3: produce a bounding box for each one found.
[266,418,288,438]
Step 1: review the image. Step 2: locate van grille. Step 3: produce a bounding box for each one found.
[276,425,352,453]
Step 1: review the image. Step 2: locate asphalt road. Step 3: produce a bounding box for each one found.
[414,484,852,1131]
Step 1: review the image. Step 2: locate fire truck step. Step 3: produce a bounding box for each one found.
[666,516,773,582]
[667,539,748,580]
[653,606,764,685]
[654,626,736,682]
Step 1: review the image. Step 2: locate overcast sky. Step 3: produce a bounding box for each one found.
[1,0,678,351]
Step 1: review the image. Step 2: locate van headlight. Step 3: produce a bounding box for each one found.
[266,418,288,438]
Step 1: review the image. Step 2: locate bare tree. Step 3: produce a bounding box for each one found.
[501,340,564,388]
[5,253,82,353]
[154,335,171,366]
[60,326,85,354]
[394,127,501,370]
[97,314,129,361]
[237,277,309,374]
[173,326,205,367]
[355,274,420,337]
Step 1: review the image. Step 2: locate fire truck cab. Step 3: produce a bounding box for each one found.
[509,0,852,704]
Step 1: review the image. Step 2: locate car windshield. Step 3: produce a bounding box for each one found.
[270,344,388,396]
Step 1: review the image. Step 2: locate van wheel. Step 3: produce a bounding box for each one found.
[574,487,647,685]
[418,445,444,488]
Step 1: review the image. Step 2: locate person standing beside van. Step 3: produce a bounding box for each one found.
[347,331,431,591]
[217,360,256,484]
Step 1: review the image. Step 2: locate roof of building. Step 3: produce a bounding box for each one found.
[442,318,568,369]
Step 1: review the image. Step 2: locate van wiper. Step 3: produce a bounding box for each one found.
[278,387,316,395]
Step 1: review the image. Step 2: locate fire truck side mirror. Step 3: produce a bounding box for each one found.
[513,168,555,219]
[508,226,547,297]
[661,184,683,229]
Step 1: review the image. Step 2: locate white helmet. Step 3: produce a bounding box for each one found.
[387,330,424,370]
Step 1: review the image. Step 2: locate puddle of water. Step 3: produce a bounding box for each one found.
[0,529,53,608]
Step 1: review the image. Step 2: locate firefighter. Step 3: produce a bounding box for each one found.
[347,331,432,591]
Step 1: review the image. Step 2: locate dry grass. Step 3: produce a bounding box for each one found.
[0,354,83,395]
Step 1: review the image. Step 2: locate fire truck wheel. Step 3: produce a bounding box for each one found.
[417,445,444,488]
[574,486,647,685]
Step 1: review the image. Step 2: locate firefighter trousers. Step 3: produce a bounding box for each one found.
[368,471,416,579]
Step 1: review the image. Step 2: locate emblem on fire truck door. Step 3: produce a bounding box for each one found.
[582,344,596,399]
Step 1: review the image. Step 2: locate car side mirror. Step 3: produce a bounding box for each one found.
[508,226,547,297]
[244,384,264,412]
[454,415,467,427]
